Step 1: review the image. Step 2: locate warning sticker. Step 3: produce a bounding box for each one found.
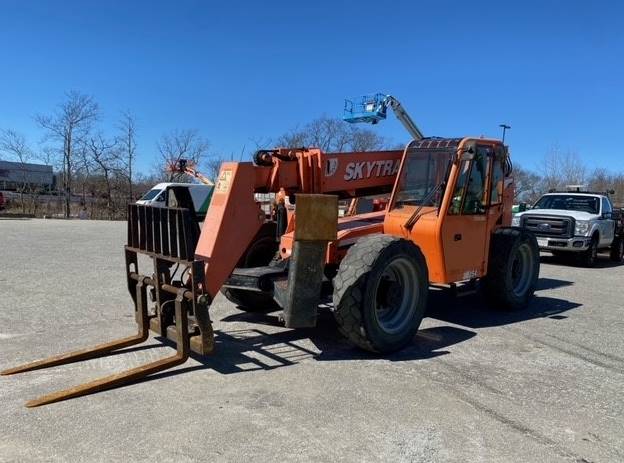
[216,169,233,194]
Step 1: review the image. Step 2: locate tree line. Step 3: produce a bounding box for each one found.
[514,150,624,206]
[1,91,622,219]
[0,91,212,219]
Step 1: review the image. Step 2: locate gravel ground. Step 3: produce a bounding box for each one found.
[0,219,622,462]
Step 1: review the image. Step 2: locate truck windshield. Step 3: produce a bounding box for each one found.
[140,189,161,201]
[393,148,453,209]
[533,195,599,214]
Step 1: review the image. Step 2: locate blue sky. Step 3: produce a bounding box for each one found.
[1,0,622,174]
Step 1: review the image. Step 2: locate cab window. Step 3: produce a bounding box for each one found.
[448,160,470,215]
[140,189,161,201]
[489,158,505,205]
[463,148,487,214]
[448,147,488,215]
[601,197,612,217]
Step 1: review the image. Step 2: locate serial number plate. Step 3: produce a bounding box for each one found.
[537,238,549,247]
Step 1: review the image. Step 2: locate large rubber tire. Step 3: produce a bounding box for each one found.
[332,235,428,353]
[484,228,540,310]
[221,223,279,312]
[579,235,599,268]
[610,236,624,263]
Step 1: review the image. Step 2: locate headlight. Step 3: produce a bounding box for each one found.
[511,215,521,227]
[575,220,590,236]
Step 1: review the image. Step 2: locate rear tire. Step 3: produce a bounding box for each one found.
[221,223,279,311]
[610,236,624,263]
[484,228,539,310]
[332,235,428,353]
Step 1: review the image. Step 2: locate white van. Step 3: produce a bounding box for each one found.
[136,183,213,219]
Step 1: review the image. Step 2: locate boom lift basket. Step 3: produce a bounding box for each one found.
[343,93,388,124]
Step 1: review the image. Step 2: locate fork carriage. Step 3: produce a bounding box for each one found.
[126,203,214,357]
[1,204,215,407]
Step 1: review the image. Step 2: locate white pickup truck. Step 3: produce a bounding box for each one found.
[512,191,624,266]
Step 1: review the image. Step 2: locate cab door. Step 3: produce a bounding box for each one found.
[600,196,615,246]
[440,146,490,282]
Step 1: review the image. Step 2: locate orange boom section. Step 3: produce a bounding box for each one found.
[195,148,402,298]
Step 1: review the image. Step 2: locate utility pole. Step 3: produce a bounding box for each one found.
[499,124,511,143]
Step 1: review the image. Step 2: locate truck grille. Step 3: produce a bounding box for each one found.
[521,215,574,238]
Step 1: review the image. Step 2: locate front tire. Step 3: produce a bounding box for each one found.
[484,228,540,310]
[579,236,598,267]
[332,235,428,353]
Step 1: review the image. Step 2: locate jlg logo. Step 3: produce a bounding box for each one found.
[343,160,400,181]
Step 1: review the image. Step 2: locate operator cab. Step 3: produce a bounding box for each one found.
[385,137,512,283]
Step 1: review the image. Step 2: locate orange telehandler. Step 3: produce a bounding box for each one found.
[2,95,540,407]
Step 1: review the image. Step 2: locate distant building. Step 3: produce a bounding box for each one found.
[0,160,54,191]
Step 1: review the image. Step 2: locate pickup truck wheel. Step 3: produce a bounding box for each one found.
[484,228,539,310]
[610,236,624,263]
[332,235,428,353]
[579,236,598,267]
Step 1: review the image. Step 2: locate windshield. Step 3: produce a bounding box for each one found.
[533,194,599,214]
[393,148,453,209]
[140,189,161,201]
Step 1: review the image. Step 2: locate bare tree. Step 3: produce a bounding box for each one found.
[116,111,137,202]
[586,168,624,206]
[157,129,210,181]
[0,129,33,212]
[540,147,586,191]
[36,91,98,218]
[513,165,543,204]
[74,142,95,209]
[587,168,611,193]
[86,134,118,218]
[349,126,386,152]
[204,156,226,182]
[276,116,387,152]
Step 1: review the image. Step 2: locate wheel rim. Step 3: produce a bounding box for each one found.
[373,257,419,335]
[511,243,533,297]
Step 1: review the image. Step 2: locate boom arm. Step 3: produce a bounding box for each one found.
[170,159,214,186]
[343,93,424,141]
[384,96,424,141]
[196,147,403,296]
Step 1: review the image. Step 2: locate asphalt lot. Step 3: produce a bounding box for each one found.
[1,218,623,462]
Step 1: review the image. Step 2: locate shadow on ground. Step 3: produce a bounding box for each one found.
[426,282,582,329]
[25,276,581,401]
[122,275,582,387]
[541,253,623,269]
